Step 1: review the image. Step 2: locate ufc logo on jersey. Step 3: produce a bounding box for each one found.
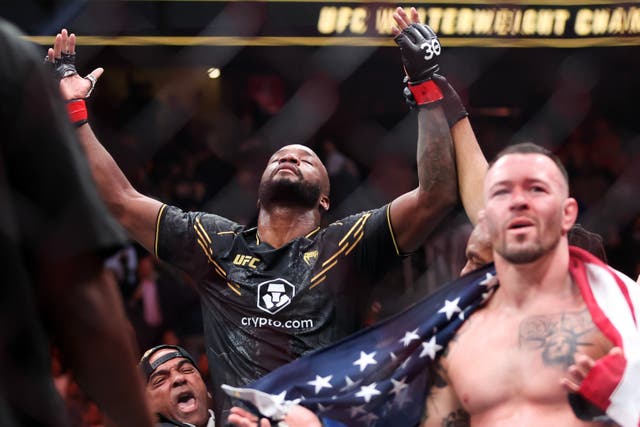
[420,39,441,60]
[233,254,260,268]
[256,279,295,315]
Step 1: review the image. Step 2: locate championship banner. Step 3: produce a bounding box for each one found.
[16,1,640,47]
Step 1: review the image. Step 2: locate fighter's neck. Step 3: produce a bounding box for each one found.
[257,206,320,248]
[492,245,576,308]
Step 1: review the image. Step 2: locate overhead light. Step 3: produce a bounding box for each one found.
[207,67,221,79]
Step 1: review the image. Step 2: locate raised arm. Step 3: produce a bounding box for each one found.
[396,7,488,227]
[46,29,162,253]
[450,117,487,225]
[388,15,458,253]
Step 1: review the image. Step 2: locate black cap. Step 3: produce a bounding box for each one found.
[139,345,198,382]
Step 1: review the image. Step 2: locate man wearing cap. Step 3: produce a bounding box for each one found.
[140,345,215,427]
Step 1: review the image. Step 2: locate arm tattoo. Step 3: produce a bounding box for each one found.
[518,309,596,368]
[441,409,470,427]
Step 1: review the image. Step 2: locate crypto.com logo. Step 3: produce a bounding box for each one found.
[256,279,295,315]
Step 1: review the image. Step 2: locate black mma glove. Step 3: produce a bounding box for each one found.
[44,51,78,80]
[394,23,443,106]
[403,74,469,127]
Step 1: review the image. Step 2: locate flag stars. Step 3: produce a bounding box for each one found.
[307,374,333,394]
[390,377,408,396]
[400,356,412,370]
[393,388,413,409]
[340,376,361,392]
[272,391,287,405]
[399,328,420,347]
[355,383,381,403]
[438,297,461,320]
[419,336,443,360]
[349,404,367,417]
[480,272,496,286]
[353,351,377,372]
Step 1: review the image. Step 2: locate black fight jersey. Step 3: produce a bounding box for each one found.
[156,204,401,422]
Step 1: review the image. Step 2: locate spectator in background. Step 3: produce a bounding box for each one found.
[0,18,153,427]
[139,345,215,427]
[130,254,165,350]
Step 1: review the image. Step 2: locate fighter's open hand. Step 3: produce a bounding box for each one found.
[392,7,441,85]
[45,28,102,100]
[391,6,420,35]
[561,347,623,393]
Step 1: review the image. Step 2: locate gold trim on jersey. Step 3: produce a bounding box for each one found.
[310,259,338,288]
[386,204,401,256]
[227,281,242,296]
[310,275,327,288]
[154,204,168,257]
[194,217,227,279]
[310,212,372,289]
[305,227,321,238]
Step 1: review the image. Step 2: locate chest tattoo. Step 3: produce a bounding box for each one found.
[518,308,596,368]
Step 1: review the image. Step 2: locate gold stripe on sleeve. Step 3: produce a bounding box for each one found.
[305,227,321,239]
[227,282,242,296]
[196,238,226,278]
[386,204,401,256]
[338,214,368,247]
[194,218,212,244]
[309,275,327,289]
[345,232,365,256]
[154,204,168,258]
[311,260,338,284]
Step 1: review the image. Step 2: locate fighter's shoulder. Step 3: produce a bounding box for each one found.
[325,206,388,228]
[161,205,243,233]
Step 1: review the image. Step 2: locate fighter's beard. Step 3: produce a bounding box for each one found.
[258,177,321,210]
[498,235,560,264]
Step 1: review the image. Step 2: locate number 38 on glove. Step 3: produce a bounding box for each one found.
[394,23,443,107]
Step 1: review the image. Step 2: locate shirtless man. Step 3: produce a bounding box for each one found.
[426,142,617,427]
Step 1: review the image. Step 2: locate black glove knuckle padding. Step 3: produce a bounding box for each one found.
[396,23,441,84]
[44,52,78,80]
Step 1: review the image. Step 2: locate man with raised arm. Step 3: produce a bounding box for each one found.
[420,142,638,427]
[44,14,485,422]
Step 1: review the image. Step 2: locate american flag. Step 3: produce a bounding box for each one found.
[226,264,499,427]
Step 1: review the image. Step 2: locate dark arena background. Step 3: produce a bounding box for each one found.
[4,0,640,422]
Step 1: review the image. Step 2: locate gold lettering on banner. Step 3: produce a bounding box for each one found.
[317,6,367,34]
[441,8,457,34]
[575,7,640,36]
[317,7,337,34]
[593,9,611,34]
[457,8,474,35]
[474,9,495,34]
[575,8,593,35]
[374,6,395,34]
[319,5,640,38]
[427,7,444,32]
[554,10,571,35]
[350,7,368,34]
[631,8,640,32]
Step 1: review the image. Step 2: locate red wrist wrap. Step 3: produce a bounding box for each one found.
[66,98,88,127]
[408,79,444,106]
